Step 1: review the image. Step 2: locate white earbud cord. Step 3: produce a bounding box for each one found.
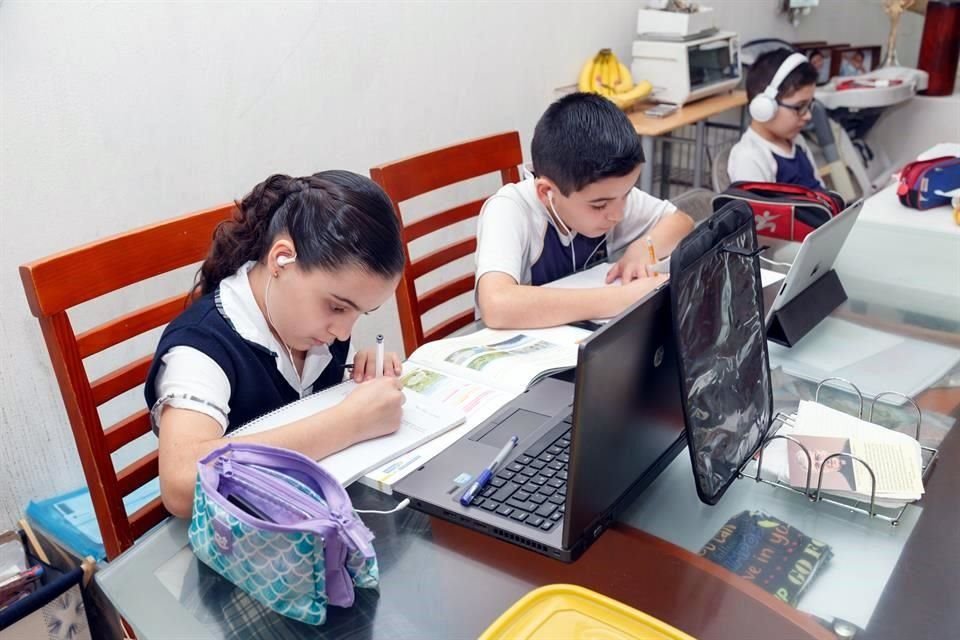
[548,195,577,272]
[355,498,410,514]
[549,195,607,273]
[581,236,607,270]
[759,256,793,269]
[264,274,304,394]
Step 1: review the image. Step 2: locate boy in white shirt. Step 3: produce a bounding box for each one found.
[475,93,694,329]
[728,49,824,189]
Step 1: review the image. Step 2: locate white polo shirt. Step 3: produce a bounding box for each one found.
[727,128,824,189]
[475,178,677,286]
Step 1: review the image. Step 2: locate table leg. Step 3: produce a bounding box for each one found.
[640,135,654,194]
[660,138,672,199]
[693,120,705,189]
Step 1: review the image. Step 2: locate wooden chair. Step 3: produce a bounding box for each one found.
[370,131,523,356]
[19,204,235,559]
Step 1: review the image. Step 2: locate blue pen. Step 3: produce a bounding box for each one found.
[460,436,519,507]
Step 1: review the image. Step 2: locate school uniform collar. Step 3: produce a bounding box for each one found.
[215,262,332,395]
[746,126,799,159]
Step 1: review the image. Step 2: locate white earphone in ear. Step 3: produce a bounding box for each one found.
[749,52,809,123]
[276,255,297,267]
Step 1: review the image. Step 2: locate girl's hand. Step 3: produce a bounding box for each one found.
[338,376,406,442]
[352,348,402,381]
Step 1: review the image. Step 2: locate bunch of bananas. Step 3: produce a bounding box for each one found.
[577,48,653,110]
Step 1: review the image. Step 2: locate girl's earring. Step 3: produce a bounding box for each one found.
[272,270,279,278]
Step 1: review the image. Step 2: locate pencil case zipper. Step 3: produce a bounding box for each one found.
[216,458,338,528]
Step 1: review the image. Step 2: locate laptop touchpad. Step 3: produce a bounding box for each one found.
[474,409,549,448]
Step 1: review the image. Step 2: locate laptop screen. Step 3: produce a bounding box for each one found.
[563,284,686,544]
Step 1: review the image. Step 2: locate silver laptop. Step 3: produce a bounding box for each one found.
[766,198,864,322]
[394,284,687,562]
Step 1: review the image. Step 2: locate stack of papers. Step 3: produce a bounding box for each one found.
[762,401,924,507]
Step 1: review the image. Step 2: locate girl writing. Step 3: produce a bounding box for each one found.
[146,171,406,516]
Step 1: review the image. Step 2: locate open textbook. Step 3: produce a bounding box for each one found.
[361,324,590,492]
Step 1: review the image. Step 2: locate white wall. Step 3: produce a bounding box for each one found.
[0,0,921,530]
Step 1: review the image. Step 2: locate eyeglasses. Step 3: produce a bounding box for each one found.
[777,99,814,117]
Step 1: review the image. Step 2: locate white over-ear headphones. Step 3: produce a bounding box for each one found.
[749,52,809,123]
[276,255,297,267]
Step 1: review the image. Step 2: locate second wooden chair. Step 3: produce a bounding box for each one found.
[370,131,523,356]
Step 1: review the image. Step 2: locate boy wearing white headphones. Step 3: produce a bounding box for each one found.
[728,49,823,189]
[475,93,694,329]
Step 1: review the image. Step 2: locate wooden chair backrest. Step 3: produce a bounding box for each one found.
[370,131,523,355]
[19,204,236,559]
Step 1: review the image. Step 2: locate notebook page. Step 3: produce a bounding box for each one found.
[542,262,614,290]
[231,382,465,486]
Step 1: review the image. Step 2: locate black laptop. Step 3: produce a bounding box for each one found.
[394,283,686,562]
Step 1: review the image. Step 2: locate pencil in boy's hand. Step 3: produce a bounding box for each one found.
[646,237,657,273]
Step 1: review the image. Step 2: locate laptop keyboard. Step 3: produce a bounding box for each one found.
[468,416,572,532]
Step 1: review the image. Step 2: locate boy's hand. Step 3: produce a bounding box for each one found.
[606,243,658,284]
[352,348,402,381]
[609,275,668,314]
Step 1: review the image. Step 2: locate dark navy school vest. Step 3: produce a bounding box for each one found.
[144,293,350,433]
[774,147,821,190]
[530,224,609,286]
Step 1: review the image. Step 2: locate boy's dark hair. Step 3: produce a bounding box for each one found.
[196,170,404,295]
[746,49,819,102]
[531,92,644,196]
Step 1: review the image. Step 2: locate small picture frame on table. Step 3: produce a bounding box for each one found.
[830,45,882,78]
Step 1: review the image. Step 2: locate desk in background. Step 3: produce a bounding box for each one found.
[834,179,960,323]
[628,90,747,194]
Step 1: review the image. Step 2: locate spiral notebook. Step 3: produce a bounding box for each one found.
[230,381,466,486]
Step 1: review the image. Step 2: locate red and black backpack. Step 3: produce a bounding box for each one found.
[712,182,845,241]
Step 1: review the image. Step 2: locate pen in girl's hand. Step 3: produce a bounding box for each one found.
[375,334,384,379]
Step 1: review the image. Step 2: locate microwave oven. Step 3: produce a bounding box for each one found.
[631,31,741,105]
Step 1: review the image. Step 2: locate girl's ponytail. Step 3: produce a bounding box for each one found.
[194,170,404,297]
[196,175,301,295]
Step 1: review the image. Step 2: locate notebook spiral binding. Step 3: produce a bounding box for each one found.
[230,380,353,437]
[737,377,940,526]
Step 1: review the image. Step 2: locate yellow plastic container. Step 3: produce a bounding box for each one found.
[479,584,697,640]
